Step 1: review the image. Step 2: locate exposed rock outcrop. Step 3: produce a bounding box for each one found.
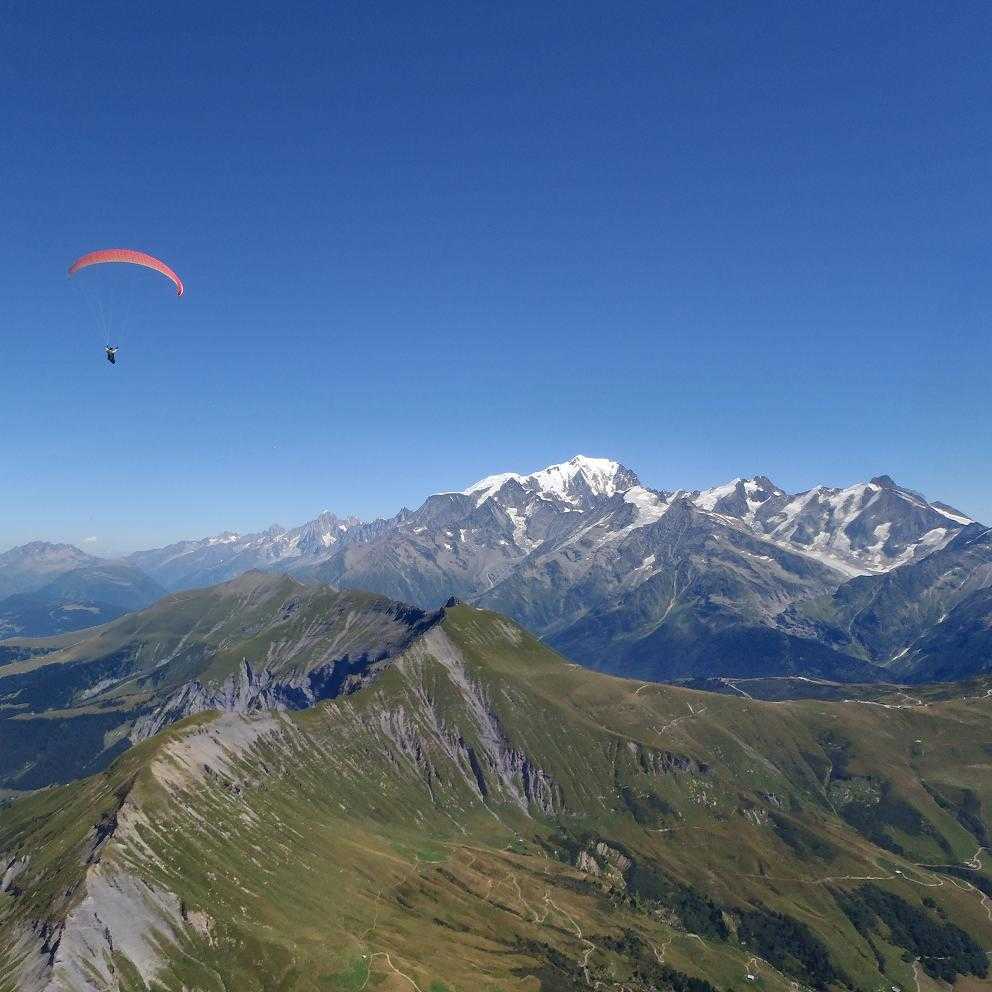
[0,855,28,895]
[627,740,709,777]
[380,627,564,817]
[130,654,393,742]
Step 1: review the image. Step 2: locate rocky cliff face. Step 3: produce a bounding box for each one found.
[889,584,992,682]
[129,651,397,742]
[389,626,565,816]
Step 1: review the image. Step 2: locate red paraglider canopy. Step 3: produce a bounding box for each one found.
[68,249,184,297]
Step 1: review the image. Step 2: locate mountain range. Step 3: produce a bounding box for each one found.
[128,458,975,592]
[3,457,990,683]
[3,598,991,991]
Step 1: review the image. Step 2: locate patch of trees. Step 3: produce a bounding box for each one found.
[510,938,592,992]
[770,813,837,861]
[924,865,992,898]
[511,931,722,992]
[819,733,853,780]
[625,861,728,940]
[836,883,987,983]
[619,785,675,824]
[736,907,847,990]
[923,781,990,848]
[551,873,606,899]
[602,930,718,992]
[538,829,727,940]
[0,710,131,791]
[537,828,584,865]
[0,645,45,664]
[838,782,951,858]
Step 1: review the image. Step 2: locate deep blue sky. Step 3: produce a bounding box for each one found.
[1,2,989,554]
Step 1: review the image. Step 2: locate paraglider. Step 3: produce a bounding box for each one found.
[68,249,184,296]
[68,248,184,363]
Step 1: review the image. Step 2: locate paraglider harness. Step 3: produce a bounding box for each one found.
[105,345,118,365]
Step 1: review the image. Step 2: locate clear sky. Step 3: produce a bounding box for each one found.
[1,2,989,554]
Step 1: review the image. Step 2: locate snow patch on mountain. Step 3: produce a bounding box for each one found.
[623,486,672,527]
[504,507,534,550]
[694,479,743,512]
[932,503,975,526]
[463,472,525,501]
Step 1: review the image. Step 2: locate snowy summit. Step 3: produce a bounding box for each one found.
[461,455,639,506]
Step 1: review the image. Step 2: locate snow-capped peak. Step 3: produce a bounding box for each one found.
[127,462,979,600]
[527,456,633,501]
[693,476,786,520]
[462,455,639,506]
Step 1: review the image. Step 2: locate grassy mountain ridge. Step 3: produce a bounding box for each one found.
[2,605,990,991]
[0,572,438,791]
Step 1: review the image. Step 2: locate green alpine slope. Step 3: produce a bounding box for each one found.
[2,604,991,992]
